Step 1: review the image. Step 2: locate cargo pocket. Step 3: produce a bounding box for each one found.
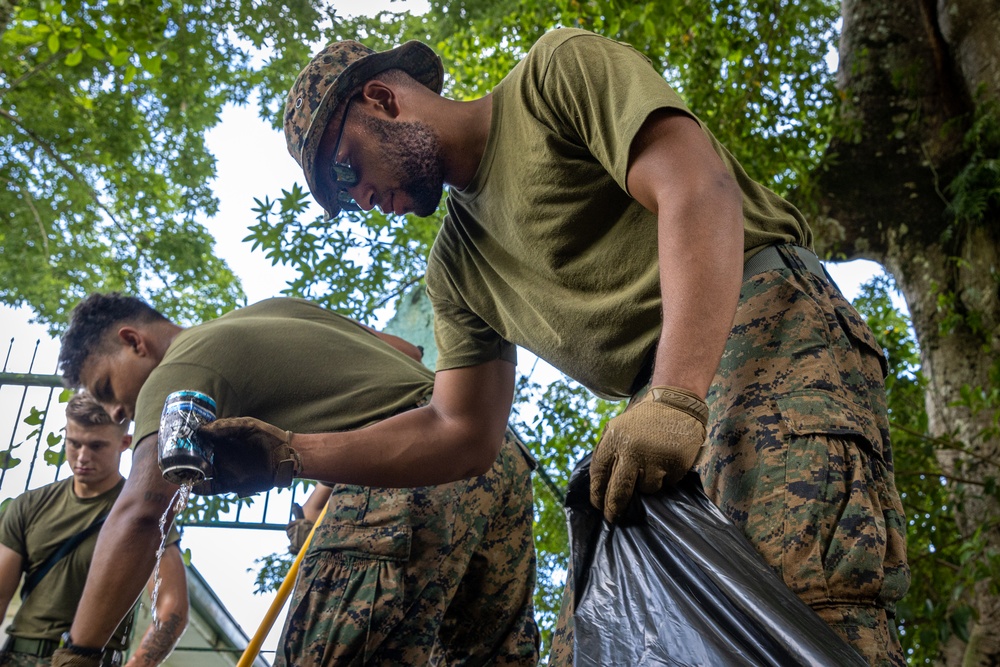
[775,391,892,608]
[311,521,413,562]
[295,521,413,665]
[835,299,889,381]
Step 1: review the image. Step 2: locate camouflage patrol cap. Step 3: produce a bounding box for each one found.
[284,40,444,217]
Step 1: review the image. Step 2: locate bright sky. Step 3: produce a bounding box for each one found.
[0,2,900,661]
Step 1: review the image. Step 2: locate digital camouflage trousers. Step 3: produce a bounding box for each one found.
[550,252,910,667]
[276,429,539,667]
[0,652,48,667]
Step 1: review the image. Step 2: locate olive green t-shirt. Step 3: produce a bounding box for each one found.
[0,477,178,648]
[426,28,811,398]
[133,298,434,444]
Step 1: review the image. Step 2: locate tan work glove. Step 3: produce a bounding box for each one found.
[192,417,302,498]
[50,648,102,667]
[287,503,315,555]
[590,385,708,523]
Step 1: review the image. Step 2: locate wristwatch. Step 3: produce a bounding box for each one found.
[58,632,104,658]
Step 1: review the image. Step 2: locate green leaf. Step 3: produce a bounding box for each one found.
[47,32,60,53]
[0,452,22,470]
[47,432,63,447]
[43,448,65,467]
[140,53,162,76]
[64,49,83,66]
[23,407,45,426]
[950,606,973,643]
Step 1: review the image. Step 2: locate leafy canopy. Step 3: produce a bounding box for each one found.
[0,0,341,329]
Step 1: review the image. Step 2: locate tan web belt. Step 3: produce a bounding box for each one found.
[742,244,828,282]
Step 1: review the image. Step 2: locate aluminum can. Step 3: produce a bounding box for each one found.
[158,390,216,485]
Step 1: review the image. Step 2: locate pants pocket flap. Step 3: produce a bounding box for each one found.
[313,522,412,562]
[776,391,884,460]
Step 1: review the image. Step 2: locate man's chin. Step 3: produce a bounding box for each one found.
[405,184,444,218]
[412,203,438,217]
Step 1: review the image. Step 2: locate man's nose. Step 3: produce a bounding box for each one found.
[348,183,374,211]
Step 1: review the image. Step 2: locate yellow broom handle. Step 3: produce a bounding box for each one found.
[237,504,329,667]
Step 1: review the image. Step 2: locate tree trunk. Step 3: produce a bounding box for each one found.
[811,0,1000,664]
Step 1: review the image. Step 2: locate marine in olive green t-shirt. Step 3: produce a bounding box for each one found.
[0,478,178,650]
[132,298,434,443]
[426,28,811,398]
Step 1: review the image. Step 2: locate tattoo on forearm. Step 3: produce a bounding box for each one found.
[135,612,183,665]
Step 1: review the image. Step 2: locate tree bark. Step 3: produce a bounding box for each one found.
[813,0,1000,664]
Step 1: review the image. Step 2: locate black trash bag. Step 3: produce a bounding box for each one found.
[567,454,868,667]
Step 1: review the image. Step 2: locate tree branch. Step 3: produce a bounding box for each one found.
[0,105,164,283]
[0,49,63,98]
[371,275,424,311]
[0,175,49,258]
[897,470,988,486]
[892,421,1000,468]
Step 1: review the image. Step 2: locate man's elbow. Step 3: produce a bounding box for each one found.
[453,430,505,479]
[159,587,190,640]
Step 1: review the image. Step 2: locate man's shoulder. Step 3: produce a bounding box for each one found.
[14,477,73,504]
[532,27,595,50]
[527,28,629,64]
[2,478,73,521]
[185,297,333,336]
[425,218,471,294]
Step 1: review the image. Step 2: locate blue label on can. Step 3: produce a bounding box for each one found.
[159,390,217,484]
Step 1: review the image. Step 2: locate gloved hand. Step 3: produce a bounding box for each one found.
[50,648,102,667]
[590,385,708,523]
[192,417,302,498]
[287,517,315,555]
[286,502,314,555]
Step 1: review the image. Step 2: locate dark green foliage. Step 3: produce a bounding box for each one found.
[246,184,442,321]
[250,549,294,596]
[512,376,621,654]
[0,1,338,330]
[945,97,1000,238]
[853,274,1000,664]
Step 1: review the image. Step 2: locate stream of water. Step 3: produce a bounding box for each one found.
[150,482,192,628]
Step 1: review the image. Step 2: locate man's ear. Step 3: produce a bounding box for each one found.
[117,326,148,356]
[119,434,133,452]
[360,80,400,118]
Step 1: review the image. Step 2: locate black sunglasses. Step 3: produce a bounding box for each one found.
[327,98,361,212]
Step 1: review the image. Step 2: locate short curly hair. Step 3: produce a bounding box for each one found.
[59,293,167,387]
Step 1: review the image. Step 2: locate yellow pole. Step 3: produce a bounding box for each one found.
[237,504,328,667]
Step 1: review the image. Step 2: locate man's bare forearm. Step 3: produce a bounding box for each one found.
[124,612,184,667]
[297,360,516,487]
[626,111,745,398]
[124,542,188,667]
